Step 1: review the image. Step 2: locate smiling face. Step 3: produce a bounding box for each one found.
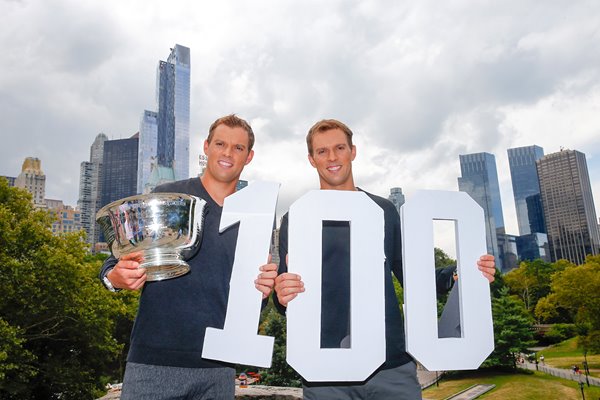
[308,128,357,191]
[202,124,254,186]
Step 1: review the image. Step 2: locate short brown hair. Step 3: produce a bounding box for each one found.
[306,119,354,155]
[207,114,255,151]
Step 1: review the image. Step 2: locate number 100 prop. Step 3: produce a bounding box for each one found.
[202,182,494,382]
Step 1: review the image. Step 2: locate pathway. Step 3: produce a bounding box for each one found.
[443,384,496,400]
[519,359,600,387]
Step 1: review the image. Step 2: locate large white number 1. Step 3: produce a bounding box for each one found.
[401,190,494,371]
[202,181,280,368]
[286,190,386,382]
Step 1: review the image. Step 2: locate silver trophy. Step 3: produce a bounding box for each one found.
[96,193,207,281]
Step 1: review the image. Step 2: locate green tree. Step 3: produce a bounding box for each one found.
[258,308,301,387]
[434,247,456,269]
[504,259,570,315]
[484,287,536,369]
[0,179,136,399]
[0,318,36,396]
[535,256,600,352]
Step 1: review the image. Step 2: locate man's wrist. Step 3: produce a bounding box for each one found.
[102,268,121,292]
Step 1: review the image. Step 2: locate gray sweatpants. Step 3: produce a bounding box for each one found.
[120,362,235,400]
[303,361,422,400]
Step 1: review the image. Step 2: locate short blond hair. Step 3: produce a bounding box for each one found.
[207,114,255,150]
[306,119,353,155]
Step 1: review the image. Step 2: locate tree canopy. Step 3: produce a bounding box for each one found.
[484,287,536,369]
[258,307,301,387]
[503,258,571,316]
[0,179,137,399]
[535,255,600,352]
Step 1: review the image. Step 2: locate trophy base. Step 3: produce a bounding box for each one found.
[139,250,191,281]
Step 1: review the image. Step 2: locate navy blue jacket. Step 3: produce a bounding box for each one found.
[100,178,237,368]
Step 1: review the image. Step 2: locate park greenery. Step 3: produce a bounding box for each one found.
[537,337,600,378]
[505,256,600,353]
[0,179,137,399]
[423,369,600,399]
[1,177,600,397]
[483,287,536,369]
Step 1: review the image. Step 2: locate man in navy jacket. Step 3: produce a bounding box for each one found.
[274,119,496,400]
[99,115,277,399]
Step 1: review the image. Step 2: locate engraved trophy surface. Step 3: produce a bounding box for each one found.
[96,193,207,281]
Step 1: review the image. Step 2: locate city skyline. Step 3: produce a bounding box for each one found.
[1,1,599,240]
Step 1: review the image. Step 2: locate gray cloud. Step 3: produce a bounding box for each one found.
[0,0,599,234]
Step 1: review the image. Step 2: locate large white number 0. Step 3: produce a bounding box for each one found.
[401,190,494,371]
[286,190,386,382]
[202,181,279,367]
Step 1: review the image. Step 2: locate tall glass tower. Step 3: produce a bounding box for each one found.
[537,149,600,264]
[507,145,545,235]
[78,133,107,249]
[168,45,190,182]
[137,111,158,194]
[138,44,190,193]
[458,152,505,270]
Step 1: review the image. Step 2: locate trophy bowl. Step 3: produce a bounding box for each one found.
[96,193,207,281]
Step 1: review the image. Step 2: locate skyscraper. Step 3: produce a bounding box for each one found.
[537,149,600,264]
[15,157,46,208]
[507,145,546,235]
[137,110,158,194]
[100,134,139,209]
[138,44,190,193]
[458,152,505,270]
[388,187,405,216]
[78,133,108,247]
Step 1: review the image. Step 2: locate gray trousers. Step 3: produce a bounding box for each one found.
[120,362,235,400]
[303,361,422,400]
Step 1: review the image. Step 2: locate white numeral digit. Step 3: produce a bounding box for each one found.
[202,181,280,367]
[286,190,386,382]
[401,190,493,371]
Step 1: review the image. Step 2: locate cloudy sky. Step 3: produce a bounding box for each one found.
[1,0,600,250]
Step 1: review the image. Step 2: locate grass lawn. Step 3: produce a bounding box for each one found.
[422,369,600,400]
[539,337,600,378]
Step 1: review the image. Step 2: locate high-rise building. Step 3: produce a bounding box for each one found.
[507,145,546,235]
[388,187,405,216]
[137,110,158,194]
[15,157,46,208]
[138,44,190,193]
[100,134,139,209]
[458,152,505,270]
[168,45,191,183]
[78,133,108,247]
[537,149,600,264]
